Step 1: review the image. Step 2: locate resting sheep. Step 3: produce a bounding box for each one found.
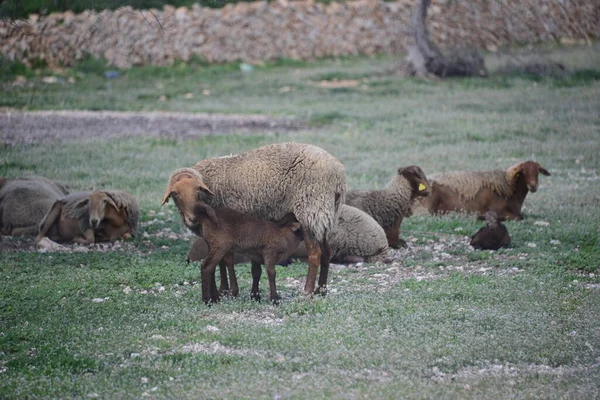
[470,211,511,250]
[292,205,389,264]
[36,190,139,245]
[189,200,303,304]
[162,142,346,295]
[418,161,550,220]
[0,176,69,236]
[346,166,431,248]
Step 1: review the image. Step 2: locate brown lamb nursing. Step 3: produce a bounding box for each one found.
[189,199,303,305]
[346,166,431,248]
[470,211,511,250]
[419,160,550,220]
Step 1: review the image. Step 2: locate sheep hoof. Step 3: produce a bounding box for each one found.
[250,292,261,302]
[270,296,281,305]
[314,286,327,297]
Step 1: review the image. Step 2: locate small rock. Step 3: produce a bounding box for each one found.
[527,242,537,248]
[184,92,194,99]
[122,286,132,294]
[91,297,109,303]
[550,239,561,245]
[534,221,550,226]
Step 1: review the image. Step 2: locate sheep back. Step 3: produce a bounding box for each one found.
[192,142,346,242]
[0,176,70,235]
[346,174,414,230]
[429,169,513,201]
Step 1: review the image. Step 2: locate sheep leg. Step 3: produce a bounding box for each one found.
[264,259,280,305]
[218,260,230,295]
[7,225,39,236]
[220,252,239,297]
[250,260,262,302]
[74,229,95,245]
[315,239,331,296]
[201,249,228,304]
[302,231,321,295]
[36,201,63,242]
[385,218,405,249]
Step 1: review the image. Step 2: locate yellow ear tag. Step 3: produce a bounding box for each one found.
[419,183,427,191]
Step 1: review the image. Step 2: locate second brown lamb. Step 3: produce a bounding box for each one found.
[190,201,303,305]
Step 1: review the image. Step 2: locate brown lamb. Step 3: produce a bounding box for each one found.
[190,200,303,305]
[470,211,511,250]
[419,160,550,220]
[346,166,431,248]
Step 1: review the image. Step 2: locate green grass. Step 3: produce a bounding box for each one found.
[1,43,600,398]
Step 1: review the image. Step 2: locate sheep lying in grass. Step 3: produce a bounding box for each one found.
[162,142,346,296]
[470,211,511,250]
[36,190,139,245]
[418,161,550,220]
[346,166,431,249]
[0,176,69,236]
[187,199,303,304]
[292,205,389,264]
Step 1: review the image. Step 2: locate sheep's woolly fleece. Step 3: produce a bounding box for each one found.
[430,169,514,201]
[191,142,346,242]
[346,172,415,228]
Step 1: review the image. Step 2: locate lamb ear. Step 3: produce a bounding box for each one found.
[539,166,551,176]
[289,222,302,232]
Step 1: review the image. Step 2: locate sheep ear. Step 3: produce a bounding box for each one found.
[476,215,486,221]
[198,181,216,197]
[75,198,89,209]
[104,192,119,210]
[498,216,507,222]
[539,166,551,176]
[160,190,172,206]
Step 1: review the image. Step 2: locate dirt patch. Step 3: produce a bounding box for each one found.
[0,110,307,145]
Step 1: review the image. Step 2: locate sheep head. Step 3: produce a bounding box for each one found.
[398,165,431,197]
[506,161,550,193]
[162,168,215,228]
[88,191,118,229]
[477,211,505,226]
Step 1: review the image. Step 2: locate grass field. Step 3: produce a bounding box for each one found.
[1,44,600,398]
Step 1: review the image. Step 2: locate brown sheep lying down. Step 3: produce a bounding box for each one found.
[346,166,431,248]
[470,211,511,250]
[36,190,139,245]
[0,176,69,236]
[419,160,550,220]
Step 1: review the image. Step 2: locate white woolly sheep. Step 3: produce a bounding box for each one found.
[470,211,511,250]
[292,205,389,264]
[0,176,69,236]
[161,142,347,295]
[36,190,139,245]
[345,166,431,248]
[418,160,550,220]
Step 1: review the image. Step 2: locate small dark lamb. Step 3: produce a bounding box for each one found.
[190,202,303,305]
[470,211,511,250]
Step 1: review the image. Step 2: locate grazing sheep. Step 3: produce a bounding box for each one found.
[419,161,550,220]
[162,142,347,295]
[36,190,139,245]
[345,166,431,249]
[292,205,389,264]
[190,201,304,304]
[470,211,511,250]
[0,176,69,236]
